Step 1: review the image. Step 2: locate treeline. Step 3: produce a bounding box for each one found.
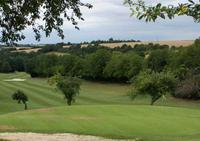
[0,38,140,48]
[38,43,170,56]
[0,38,200,100]
[81,38,141,44]
[0,43,171,81]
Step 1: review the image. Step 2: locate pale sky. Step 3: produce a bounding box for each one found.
[19,0,200,44]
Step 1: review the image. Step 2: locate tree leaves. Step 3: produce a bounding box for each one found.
[0,0,92,44]
[125,0,200,23]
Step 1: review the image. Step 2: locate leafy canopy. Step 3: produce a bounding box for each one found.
[0,0,92,44]
[49,74,81,106]
[124,0,200,22]
[130,70,177,105]
[12,90,28,110]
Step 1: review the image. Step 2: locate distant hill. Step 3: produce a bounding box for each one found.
[5,40,194,53]
[80,40,194,48]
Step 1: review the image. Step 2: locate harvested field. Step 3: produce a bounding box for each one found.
[8,40,194,54]
[97,40,194,48]
[12,48,41,53]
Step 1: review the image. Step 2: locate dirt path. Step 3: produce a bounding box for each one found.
[0,133,134,141]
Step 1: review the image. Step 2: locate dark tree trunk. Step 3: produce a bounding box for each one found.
[67,100,72,106]
[24,102,28,110]
[151,95,161,105]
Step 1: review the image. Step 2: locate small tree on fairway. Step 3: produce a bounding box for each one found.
[57,77,80,106]
[49,74,81,106]
[12,90,28,110]
[130,70,177,105]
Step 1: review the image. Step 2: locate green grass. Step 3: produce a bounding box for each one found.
[0,72,200,114]
[0,72,200,141]
[0,105,200,141]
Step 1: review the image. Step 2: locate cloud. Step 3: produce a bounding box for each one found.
[19,0,200,44]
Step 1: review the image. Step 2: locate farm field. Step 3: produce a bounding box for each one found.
[0,73,200,141]
[79,40,194,48]
[2,40,193,56]
[8,40,194,54]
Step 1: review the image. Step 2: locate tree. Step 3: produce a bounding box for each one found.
[0,61,12,72]
[12,90,28,110]
[104,52,144,82]
[130,70,177,105]
[109,38,114,42]
[147,49,170,72]
[172,45,200,70]
[124,0,200,22]
[0,0,92,44]
[84,50,111,80]
[195,37,200,46]
[49,75,81,106]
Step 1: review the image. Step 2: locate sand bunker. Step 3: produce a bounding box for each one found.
[3,78,26,82]
[0,133,134,141]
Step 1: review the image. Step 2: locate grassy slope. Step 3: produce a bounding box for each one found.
[0,105,200,141]
[0,72,200,141]
[0,72,200,114]
[0,72,132,114]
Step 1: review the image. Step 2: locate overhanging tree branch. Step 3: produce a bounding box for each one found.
[124,0,200,22]
[0,0,92,45]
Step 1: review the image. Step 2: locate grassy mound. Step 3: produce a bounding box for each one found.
[0,105,200,141]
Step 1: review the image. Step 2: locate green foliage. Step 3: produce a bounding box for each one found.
[104,52,144,82]
[9,56,25,72]
[59,55,79,76]
[25,54,59,77]
[171,45,200,70]
[1,39,200,102]
[147,49,170,72]
[39,45,63,53]
[12,90,28,110]
[84,50,111,80]
[194,37,200,46]
[50,75,81,106]
[0,0,92,44]
[131,70,177,105]
[0,61,12,72]
[173,64,188,80]
[125,0,200,22]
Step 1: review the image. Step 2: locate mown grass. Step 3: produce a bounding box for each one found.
[0,72,200,114]
[0,72,200,141]
[0,105,200,141]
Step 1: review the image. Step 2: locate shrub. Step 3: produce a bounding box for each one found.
[174,76,200,100]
